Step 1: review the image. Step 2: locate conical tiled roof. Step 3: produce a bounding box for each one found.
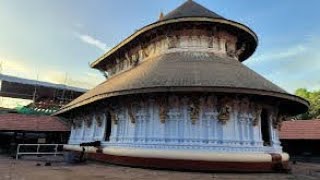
[56,51,308,115]
[55,1,308,116]
[162,0,224,20]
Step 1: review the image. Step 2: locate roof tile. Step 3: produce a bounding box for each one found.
[57,52,308,115]
[280,120,320,140]
[0,113,70,132]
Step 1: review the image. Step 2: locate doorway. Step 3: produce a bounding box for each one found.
[261,109,271,146]
[104,112,112,141]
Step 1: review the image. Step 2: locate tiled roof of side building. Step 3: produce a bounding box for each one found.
[280,120,320,140]
[0,113,70,132]
[56,51,308,115]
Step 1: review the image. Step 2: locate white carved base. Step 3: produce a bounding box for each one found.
[68,96,284,154]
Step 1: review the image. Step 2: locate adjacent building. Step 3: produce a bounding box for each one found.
[0,74,86,154]
[280,120,320,158]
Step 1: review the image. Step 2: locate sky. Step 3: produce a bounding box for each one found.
[0,0,320,93]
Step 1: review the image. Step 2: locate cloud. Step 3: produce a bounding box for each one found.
[74,23,84,29]
[0,57,36,77]
[246,44,307,66]
[0,56,104,89]
[75,33,109,52]
[37,70,104,89]
[245,36,320,93]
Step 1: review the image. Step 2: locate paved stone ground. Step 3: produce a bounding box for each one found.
[0,155,320,180]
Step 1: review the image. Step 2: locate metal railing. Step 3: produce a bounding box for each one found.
[16,144,64,160]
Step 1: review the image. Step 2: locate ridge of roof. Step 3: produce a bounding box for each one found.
[162,0,224,21]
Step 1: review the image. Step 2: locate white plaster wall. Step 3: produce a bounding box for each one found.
[69,113,107,144]
[68,97,283,154]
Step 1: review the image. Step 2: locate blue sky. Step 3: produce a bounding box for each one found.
[0,0,320,93]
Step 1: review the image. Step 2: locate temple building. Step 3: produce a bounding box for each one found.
[56,0,309,172]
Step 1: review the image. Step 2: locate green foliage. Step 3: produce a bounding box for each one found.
[295,88,320,119]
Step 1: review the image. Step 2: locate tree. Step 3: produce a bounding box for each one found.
[295,88,320,120]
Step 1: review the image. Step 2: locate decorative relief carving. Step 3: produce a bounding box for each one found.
[167,36,178,49]
[236,43,246,59]
[70,120,75,129]
[189,97,200,124]
[191,36,199,47]
[131,54,139,66]
[117,58,124,72]
[226,41,236,58]
[274,114,285,130]
[212,36,220,51]
[147,43,156,56]
[135,99,149,121]
[169,96,180,109]
[232,98,240,112]
[105,28,242,78]
[206,95,218,110]
[105,103,119,125]
[124,57,130,69]
[225,35,238,58]
[200,35,209,47]
[115,58,120,72]
[74,118,82,128]
[138,46,144,61]
[110,65,117,75]
[157,96,168,123]
[199,97,205,109]
[155,41,162,54]
[84,115,92,127]
[238,97,250,120]
[218,105,232,124]
[208,36,214,48]
[218,97,232,124]
[271,113,276,128]
[125,53,133,66]
[271,109,279,129]
[109,110,118,125]
[201,96,218,119]
[252,104,262,126]
[123,97,151,124]
[218,35,227,52]
[167,96,182,119]
[96,114,103,127]
[127,103,136,124]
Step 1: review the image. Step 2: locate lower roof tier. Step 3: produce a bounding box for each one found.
[55,50,308,116]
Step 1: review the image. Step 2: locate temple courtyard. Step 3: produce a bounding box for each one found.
[0,156,319,180]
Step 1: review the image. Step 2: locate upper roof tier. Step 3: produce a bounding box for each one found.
[161,0,225,21]
[90,0,258,70]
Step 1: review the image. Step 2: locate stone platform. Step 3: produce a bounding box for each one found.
[1,155,320,180]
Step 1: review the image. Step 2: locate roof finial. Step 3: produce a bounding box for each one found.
[159,12,164,20]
